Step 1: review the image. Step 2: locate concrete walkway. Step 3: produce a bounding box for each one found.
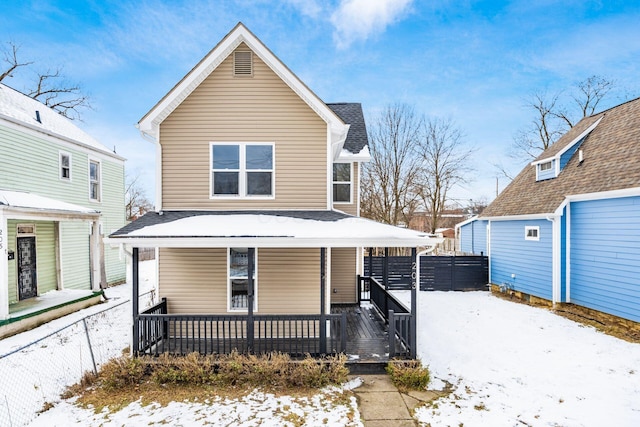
[351,374,444,426]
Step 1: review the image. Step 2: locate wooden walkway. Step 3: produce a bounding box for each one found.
[331,304,391,361]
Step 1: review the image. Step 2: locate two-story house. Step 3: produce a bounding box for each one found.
[107,23,438,360]
[0,83,126,338]
[459,96,640,328]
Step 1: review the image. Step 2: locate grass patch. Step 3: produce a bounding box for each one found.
[386,360,431,392]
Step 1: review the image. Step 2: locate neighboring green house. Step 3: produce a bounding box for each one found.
[0,83,126,336]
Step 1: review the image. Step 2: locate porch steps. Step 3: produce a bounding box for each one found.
[346,360,388,375]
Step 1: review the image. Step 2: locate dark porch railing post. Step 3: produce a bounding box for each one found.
[247,248,255,353]
[384,247,389,316]
[410,247,417,359]
[132,247,140,355]
[388,309,395,358]
[320,248,326,354]
[340,311,347,353]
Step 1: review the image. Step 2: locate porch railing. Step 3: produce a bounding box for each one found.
[368,277,414,358]
[134,299,347,357]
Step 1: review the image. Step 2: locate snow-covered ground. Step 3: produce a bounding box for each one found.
[413,291,640,426]
[4,261,640,426]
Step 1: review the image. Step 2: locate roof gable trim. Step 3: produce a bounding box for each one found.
[531,116,603,168]
[138,23,348,145]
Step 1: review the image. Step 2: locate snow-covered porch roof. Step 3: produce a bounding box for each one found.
[106,210,442,248]
[0,189,100,221]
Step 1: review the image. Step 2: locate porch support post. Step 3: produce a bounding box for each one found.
[410,247,417,359]
[383,247,389,290]
[367,247,373,278]
[320,247,326,354]
[0,210,8,320]
[89,219,101,291]
[132,247,140,355]
[247,248,255,353]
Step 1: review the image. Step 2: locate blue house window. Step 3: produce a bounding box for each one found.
[525,226,540,241]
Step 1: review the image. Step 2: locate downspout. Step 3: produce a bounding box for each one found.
[545,215,561,305]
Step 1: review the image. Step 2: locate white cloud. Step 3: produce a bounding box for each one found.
[330,0,413,49]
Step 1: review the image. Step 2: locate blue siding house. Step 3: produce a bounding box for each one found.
[459,97,640,324]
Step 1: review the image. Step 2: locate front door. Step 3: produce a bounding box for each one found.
[17,236,37,300]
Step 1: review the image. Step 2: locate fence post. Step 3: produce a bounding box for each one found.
[341,311,347,353]
[388,310,395,358]
[82,318,98,374]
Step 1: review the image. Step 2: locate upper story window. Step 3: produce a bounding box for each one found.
[539,161,552,171]
[333,163,352,203]
[59,152,71,181]
[525,226,540,241]
[89,160,101,202]
[211,143,274,198]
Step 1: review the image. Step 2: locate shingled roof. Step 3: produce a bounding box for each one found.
[482,97,640,217]
[327,103,368,154]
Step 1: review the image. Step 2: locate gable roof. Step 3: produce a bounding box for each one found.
[327,103,370,160]
[482,96,640,218]
[138,22,351,153]
[0,83,123,160]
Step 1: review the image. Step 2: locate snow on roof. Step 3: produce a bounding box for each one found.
[0,189,99,216]
[107,210,441,248]
[0,83,122,159]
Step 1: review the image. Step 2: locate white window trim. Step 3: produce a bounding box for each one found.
[59,151,72,181]
[227,248,258,312]
[210,142,275,199]
[332,162,352,204]
[88,158,102,203]
[525,226,540,241]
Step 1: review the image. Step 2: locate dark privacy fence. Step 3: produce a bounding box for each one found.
[364,255,489,291]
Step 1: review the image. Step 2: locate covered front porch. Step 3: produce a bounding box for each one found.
[107,210,440,362]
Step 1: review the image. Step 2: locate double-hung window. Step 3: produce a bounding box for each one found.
[332,163,352,203]
[89,160,101,201]
[211,143,274,197]
[228,248,257,311]
[60,152,71,181]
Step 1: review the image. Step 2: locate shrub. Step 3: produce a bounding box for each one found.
[386,360,430,391]
[99,356,146,390]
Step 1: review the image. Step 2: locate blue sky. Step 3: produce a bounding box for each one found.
[2,0,640,206]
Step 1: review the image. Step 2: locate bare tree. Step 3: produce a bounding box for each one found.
[0,42,90,120]
[415,118,475,233]
[125,173,154,221]
[361,103,422,226]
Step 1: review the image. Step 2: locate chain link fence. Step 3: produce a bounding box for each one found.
[0,291,155,427]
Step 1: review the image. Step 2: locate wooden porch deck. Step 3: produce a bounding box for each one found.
[331,303,392,362]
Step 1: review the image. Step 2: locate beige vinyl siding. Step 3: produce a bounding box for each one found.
[257,248,320,314]
[330,248,357,304]
[160,44,328,210]
[158,248,228,314]
[7,220,57,302]
[334,162,359,216]
[158,247,321,315]
[59,222,91,290]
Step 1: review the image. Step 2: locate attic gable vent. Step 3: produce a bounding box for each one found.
[234,51,253,76]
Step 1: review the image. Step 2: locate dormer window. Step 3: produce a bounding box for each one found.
[534,159,557,181]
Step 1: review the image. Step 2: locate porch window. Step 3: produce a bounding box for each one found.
[333,163,351,203]
[211,143,274,197]
[59,152,71,180]
[89,160,101,201]
[228,248,257,311]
